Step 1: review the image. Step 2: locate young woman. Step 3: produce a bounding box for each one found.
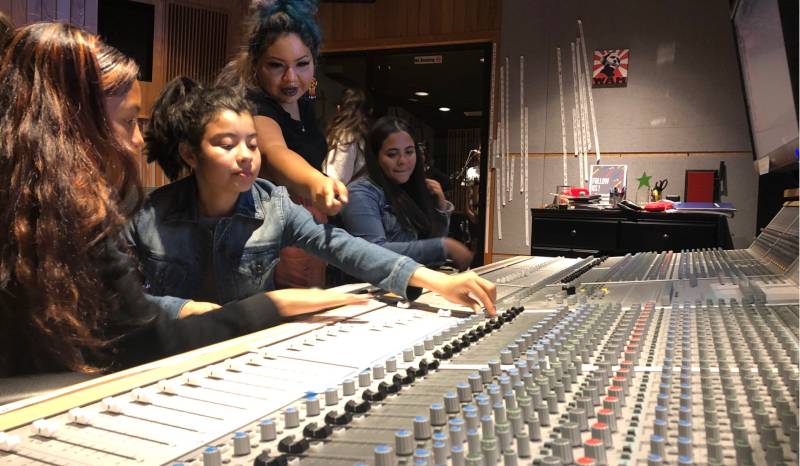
[341,117,474,270]
[233,0,335,288]
[0,23,321,376]
[323,88,370,184]
[127,76,496,322]
[97,44,363,319]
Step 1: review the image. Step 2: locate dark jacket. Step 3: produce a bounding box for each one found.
[0,238,281,376]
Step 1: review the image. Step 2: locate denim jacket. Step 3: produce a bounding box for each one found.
[340,178,452,266]
[124,176,422,318]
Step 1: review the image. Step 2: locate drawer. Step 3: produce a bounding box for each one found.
[620,221,718,252]
[532,218,618,251]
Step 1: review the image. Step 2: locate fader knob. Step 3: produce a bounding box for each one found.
[324,410,352,426]
[277,435,309,454]
[303,421,333,440]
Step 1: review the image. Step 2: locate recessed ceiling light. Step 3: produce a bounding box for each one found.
[414,91,429,97]
[439,107,451,112]
[479,58,485,63]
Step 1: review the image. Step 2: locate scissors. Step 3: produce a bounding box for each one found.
[654,179,668,192]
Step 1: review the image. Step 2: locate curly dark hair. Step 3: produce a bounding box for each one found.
[235,0,321,89]
[363,116,436,237]
[0,23,142,374]
[146,76,254,181]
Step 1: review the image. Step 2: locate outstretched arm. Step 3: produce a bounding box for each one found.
[254,115,348,215]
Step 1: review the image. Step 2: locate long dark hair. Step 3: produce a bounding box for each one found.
[0,11,14,51]
[146,76,254,181]
[364,116,436,237]
[326,88,369,164]
[235,0,321,90]
[0,23,142,374]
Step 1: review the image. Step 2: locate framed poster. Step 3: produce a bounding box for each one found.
[592,49,629,87]
[589,164,627,196]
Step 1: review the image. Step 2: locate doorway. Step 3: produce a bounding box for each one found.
[318,43,493,266]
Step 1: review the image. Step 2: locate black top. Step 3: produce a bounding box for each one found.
[0,238,282,376]
[247,89,327,171]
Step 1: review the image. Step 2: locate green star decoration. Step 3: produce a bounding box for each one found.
[636,172,652,189]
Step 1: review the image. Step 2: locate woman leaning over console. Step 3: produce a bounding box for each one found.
[231,0,336,288]
[125,76,496,322]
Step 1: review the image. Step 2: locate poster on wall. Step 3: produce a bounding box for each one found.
[589,164,627,197]
[592,49,629,87]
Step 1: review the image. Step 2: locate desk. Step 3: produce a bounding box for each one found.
[531,208,733,257]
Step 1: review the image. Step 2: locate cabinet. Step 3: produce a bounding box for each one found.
[531,208,732,257]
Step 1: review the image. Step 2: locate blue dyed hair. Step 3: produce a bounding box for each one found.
[247,0,321,66]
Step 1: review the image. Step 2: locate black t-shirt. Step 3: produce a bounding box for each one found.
[247,89,327,171]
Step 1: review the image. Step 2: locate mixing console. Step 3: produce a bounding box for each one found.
[0,205,797,465]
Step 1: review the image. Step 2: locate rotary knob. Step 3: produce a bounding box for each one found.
[283,407,299,429]
[232,431,251,456]
[260,419,277,441]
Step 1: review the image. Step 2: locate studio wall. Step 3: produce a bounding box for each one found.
[0,0,97,32]
[490,0,757,256]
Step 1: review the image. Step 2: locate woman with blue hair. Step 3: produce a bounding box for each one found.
[224,1,337,289]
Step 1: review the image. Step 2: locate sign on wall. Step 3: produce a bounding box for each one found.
[592,49,629,87]
[589,164,628,196]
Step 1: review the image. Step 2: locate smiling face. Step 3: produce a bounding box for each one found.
[378,131,417,185]
[105,80,144,154]
[256,33,315,105]
[183,110,261,197]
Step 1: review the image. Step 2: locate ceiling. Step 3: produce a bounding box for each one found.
[321,46,490,131]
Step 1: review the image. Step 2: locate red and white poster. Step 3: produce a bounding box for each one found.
[592,49,629,87]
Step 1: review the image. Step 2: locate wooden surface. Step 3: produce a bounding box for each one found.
[1,0,97,32]
[318,0,500,51]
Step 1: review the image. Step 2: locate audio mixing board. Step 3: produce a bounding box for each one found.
[0,205,797,466]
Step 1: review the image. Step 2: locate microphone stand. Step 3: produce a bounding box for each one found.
[453,149,481,184]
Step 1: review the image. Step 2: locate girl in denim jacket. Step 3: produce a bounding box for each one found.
[125,77,496,320]
[341,117,474,270]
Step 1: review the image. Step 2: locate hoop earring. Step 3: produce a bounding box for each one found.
[308,77,318,100]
